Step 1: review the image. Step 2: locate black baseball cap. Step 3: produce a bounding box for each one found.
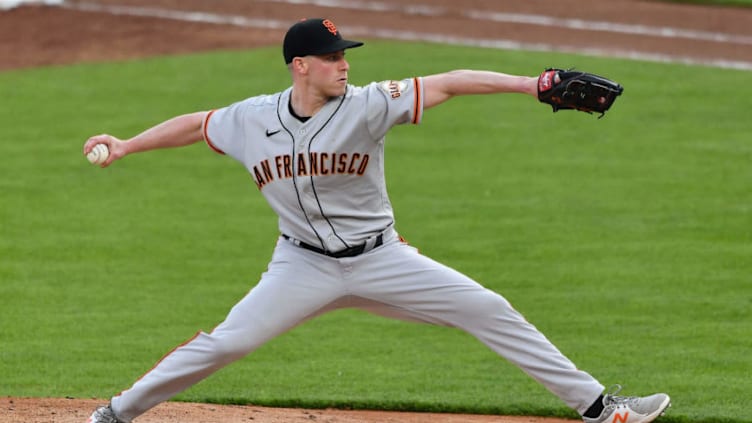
[283,18,364,64]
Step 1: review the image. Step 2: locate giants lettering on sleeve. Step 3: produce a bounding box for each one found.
[252,152,370,190]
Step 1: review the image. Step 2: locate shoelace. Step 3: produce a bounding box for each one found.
[603,384,640,408]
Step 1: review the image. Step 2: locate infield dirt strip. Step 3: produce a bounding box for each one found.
[1,0,750,422]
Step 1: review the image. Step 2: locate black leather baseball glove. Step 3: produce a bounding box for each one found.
[537,68,624,118]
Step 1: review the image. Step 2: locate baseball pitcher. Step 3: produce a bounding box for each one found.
[84,18,667,423]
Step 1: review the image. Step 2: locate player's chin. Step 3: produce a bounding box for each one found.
[327,88,346,98]
[332,80,348,95]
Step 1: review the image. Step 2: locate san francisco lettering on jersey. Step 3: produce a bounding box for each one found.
[252,151,370,189]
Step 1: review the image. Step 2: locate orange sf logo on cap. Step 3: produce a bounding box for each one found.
[323,19,338,35]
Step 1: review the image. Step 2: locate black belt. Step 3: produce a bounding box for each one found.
[282,234,383,258]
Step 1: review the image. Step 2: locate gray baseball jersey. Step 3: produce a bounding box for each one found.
[203,78,423,251]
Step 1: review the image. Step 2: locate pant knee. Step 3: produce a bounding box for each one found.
[470,290,513,316]
[195,330,257,364]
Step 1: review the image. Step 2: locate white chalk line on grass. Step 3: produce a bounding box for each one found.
[264,0,752,46]
[59,1,752,72]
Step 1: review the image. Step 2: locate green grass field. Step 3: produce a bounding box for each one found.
[1,41,750,423]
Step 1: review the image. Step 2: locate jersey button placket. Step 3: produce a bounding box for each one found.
[298,129,307,148]
[326,234,336,251]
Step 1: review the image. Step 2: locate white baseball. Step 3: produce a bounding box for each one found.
[86,143,109,165]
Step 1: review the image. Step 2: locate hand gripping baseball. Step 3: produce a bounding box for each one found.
[83,134,124,168]
[537,68,624,118]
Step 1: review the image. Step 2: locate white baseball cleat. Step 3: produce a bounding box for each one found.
[583,385,671,423]
[87,405,128,423]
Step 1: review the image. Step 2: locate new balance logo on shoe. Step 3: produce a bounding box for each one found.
[613,412,630,423]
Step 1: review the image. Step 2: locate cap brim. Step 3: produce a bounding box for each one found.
[310,39,364,56]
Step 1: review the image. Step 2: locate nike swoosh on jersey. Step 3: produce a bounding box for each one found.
[266,129,281,137]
